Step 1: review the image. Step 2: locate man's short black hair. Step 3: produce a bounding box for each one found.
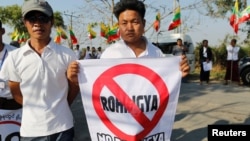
[113,0,146,20]
[0,20,2,28]
[177,38,182,42]
[202,39,208,43]
[232,39,237,43]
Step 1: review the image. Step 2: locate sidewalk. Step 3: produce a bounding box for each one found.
[71,81,250,141]
[171,82,250,141]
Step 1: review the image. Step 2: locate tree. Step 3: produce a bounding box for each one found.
[202,0,246,18]
[0,5,24,33]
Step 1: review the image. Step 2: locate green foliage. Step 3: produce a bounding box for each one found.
[0,5,24,33]
[215,43,227,67]
[53,12,66,29]
[203,0,246,18]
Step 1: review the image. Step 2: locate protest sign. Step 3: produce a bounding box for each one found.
[0,109,22,141]
[78,57,181,141]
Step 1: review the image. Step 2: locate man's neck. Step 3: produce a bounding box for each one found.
[28,38,51,56]
[125,38,146,57]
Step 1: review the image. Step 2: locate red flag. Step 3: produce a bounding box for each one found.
[54,31,61,44]
[168,1,181,31]
[69,28,78,45]
[153,12,160,32]
[229,0,239,34]
[100,22,108,38]
[238,6,250,24]
[106,24,120,43]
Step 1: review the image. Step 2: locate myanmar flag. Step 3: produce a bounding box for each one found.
[238,6,250,24]
[69,28,78,45]
[106,23,120,43]
[18,32,27,43]
[57,27,68,39]
[153,12,160,32]
[107,28,120,43]
[54,31,61,44]
[88,25,96,39]
[100,22,108,38]
[168,1,181,31]
[11,29,19,41]
[229,0,239,34]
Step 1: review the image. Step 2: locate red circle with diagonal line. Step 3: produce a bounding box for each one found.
[92,63,169,140]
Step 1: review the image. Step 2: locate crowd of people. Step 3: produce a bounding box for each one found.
[76,46,103,59]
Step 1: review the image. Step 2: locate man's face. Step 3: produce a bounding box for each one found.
[203,41,208,47]
[177,40,182,45]
[23,11,52,40]
[118,10,145,44]
[231,40,236,46]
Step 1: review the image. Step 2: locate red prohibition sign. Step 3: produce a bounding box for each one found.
[92,63,169,140]
[0,121,21,126]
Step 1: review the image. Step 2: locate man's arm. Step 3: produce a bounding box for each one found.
[180,55,190,78]
[67,61,80,105]
[8,81,23,105]
[67,79,79,105]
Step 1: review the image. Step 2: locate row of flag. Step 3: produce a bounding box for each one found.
[12,0,183,45]
[54,26,78,44]
[88,22,120,44]
[153,0,181,32]
[11,27,78,45]
[230,0,250,34]
[11,30,29,44]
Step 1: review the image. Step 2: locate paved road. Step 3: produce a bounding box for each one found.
[71,81,250,141]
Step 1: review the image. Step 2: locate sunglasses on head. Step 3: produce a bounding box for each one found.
[25,15,51,24]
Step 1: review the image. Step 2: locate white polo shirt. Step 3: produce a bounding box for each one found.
[0,43,16,99]
[100,37,164,58]
[226,45,240,61]
[0,40,77,136]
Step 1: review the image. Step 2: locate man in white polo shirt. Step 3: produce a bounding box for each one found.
[0,0,79,140]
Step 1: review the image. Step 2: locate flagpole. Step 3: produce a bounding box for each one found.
[91,39,92,48]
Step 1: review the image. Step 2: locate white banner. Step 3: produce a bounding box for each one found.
[203,61,212,71]
[78,57,182,141]
[0,109,22,141]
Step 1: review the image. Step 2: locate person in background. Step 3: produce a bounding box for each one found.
[172,38,188,56]
[0,20,22,110]
[199,39,213,85]
[224,38,241,85]
[83,46,91,59]
[74,44,81,59]
[67,0,190,83]
[0,0,79,140]
[96,46,102,59]
[89,46,97,59]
